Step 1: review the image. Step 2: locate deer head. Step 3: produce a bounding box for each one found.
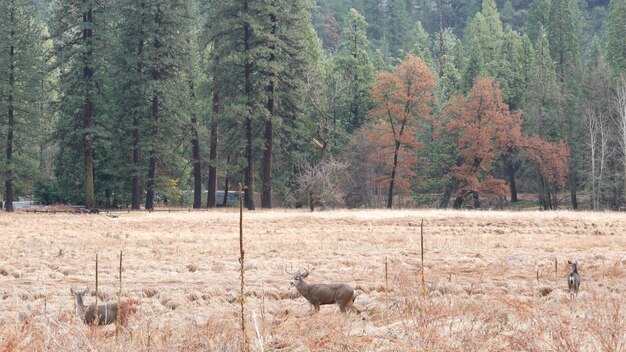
[287,269,309,289]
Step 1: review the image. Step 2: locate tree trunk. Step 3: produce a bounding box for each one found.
[145,92,158,210]
[261,115,273,208]
[131,6,144,210]
[308,190,314,212]
[131,113,141,209]
[207,90,219,208]
[439,184,452,208]
[472,191,480,208]
[261,12,276,209]
[569,163,579,209]
[145,16,161,211]
[387,109,409,209]
[387,140,400,209]
[243,0,255,211]
[82,1,95,208]
[506,148,518,202]
[189,80,202,209]
[453,195,464,209]
[245,120,255,211]
[4,11,15,212]
[222,163,229,207]
[539,177,547,210]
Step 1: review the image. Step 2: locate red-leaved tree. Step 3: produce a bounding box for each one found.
[445,78,569,208]
[367,55,436,208]
[519,136,570,208]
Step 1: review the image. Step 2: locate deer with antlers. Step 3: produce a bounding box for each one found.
[287,269,360,314]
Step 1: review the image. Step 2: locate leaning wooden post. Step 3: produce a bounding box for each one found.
[94,254,99,329]
[420,219,424,265]
[554,257,558,282]
[536,269,539,284]
[238,183,249,352]
[116,250,123,338]
[384,257,389,294]
[385,256,389,322]
[421,219,426,298]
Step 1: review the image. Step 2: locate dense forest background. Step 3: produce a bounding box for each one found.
[1,0,625,211]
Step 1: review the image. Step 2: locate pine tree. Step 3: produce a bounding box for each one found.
[0,0,47,211]
[109,0,195,210]
[434,28,463,102]
[523,26,563,208]
[333,8,374,132]
[142,0,195,210]
[49,0,100,207]
[208,0,319,209]
[461,0,504,91]
[259,0,318,208]
[525,0,551,43]
[606,0,626,78]
[386,0,411,60]
[547,0,584,209]
[525,27,561,140]
[208,0,264,210]
[49,0,117,206]
[412,21,435,69]
[114,0,149,209]
[359,0,386,45]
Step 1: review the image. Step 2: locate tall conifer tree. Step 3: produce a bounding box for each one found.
[333,9,374,132]
[547,0,583,209]
[606,0,626,78]
[0,0,46,211]
[50,0,111,206]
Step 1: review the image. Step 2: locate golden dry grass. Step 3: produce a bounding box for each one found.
[0,209,625,351]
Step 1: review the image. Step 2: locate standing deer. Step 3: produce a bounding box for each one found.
[287,269,359,314]
[567,260,581,299]
[70,287,131,326]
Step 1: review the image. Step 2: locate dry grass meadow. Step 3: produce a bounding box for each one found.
[0,209,625,351]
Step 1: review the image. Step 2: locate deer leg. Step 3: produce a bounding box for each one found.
[343,300,360,315]
[312,303,320,313]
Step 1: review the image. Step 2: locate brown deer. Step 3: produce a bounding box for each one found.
[567,260,581,299]
[70,287,137,326]
[287,269,359,314]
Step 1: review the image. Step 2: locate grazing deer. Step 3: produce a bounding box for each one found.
[287,269,359,314]
[567,260,581,299]
[70,287,136,326]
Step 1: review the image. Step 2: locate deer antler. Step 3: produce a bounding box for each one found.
[284,266,296,276]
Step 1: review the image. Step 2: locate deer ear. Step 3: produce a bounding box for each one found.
[301,271,309,278]
[70,288,75,294]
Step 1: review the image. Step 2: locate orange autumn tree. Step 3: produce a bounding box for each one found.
[367,55,436,208]
[444,78,569,208]
[519,136,570,209]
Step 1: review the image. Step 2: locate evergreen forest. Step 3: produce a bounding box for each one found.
[1,0,626,211]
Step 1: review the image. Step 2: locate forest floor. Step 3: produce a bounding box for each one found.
[0,209,624,351]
